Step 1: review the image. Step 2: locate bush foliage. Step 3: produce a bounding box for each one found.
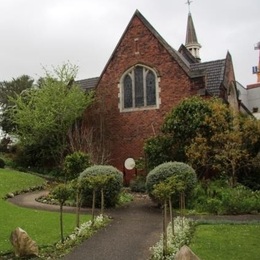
[192,181,260,214]
[63,152,91,181]
[144,97,260,190]
[146,162,197,201]
[0,157,5,168]
[79,165,123,207]
[130,175,146,193]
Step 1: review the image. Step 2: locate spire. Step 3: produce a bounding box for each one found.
[185,2,201,62]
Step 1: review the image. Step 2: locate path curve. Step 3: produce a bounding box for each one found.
[7,191,260,260]
[7,190,88,214]
[8,191,163,260]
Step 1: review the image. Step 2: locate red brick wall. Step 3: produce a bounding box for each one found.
[84,15,203,174]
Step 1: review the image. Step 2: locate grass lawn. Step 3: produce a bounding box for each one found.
[0,168,91,255]
[190,223,260,260]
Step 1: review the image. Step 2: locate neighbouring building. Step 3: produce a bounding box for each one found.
[77,9,242,183]
[236,43,260,120]
[236,81,260,119]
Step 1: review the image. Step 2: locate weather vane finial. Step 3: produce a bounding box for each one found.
[185,0,193,13]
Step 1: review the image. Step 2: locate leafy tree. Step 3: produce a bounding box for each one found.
[52,184,71,243]
[0,75,34,109]
[10,64,94,168]
[239,114,260,156]
[236,116,260,189]
[187,114,260,186]
[144,135,173,169]
[212,130,249,187]
[145,97,232,170]
[145,96,260,184]
[0,75,34,133]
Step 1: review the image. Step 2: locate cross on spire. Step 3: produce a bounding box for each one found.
[185,0,193,13]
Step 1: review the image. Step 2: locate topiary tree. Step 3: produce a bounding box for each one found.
[52,184,71,243]
[70,179,84,228]
[152,181,173,257]
[79,165,123,208]
[63,151,91,181]
[146,162,197,206]
[151,175,186,257]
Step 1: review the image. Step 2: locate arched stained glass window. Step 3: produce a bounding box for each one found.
[122,65,158,111]
[135,66,144,107]
[124,75,133,108]
[146,71,156,106]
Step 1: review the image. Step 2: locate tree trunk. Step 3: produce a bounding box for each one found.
[92,190,96,224]
[169,197,174,236]
[76,191,80,228]
[163,199,168,257]
[101,188,104,216]
[180,192,185,228]
[60,204,64,243]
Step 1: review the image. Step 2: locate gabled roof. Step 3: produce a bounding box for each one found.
[76,10,227,98]
[191,59,226,96]
[76,77,99,91]
[97,10,194,81]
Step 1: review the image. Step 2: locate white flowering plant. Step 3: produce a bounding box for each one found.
[55,214,110,253]
[150,217,195,260]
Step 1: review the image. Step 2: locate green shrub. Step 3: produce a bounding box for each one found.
[146,161,197,202]
[221,185,260,214]
[130,175,146,193]
[237,158,260,191]
[204,198,223,214]
[0,153,16,168]
[192,181,260,214]
[64,151,91,181]
[0,158,5,168]
[79,165,123,207]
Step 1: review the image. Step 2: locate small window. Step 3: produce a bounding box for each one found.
[253,107,258,113]
[120,65,159,111]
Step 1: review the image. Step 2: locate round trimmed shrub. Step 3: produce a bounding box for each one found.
[79,165,123,207]
[146,161,197,201]
[0,158,5,168]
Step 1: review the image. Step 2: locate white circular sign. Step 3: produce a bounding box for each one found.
[124,158,135,170]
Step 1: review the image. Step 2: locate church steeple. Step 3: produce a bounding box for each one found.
[185,1,201,62]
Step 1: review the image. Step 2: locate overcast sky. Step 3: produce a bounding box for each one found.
[0,0,259,87]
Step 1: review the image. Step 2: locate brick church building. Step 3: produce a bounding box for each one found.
[77,10,241,182]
